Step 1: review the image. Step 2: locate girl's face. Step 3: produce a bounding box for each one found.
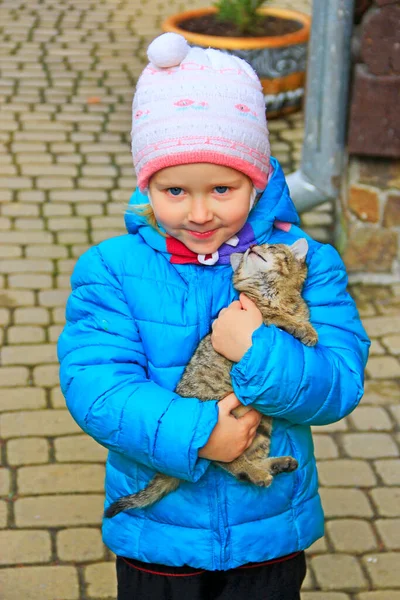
[148,164,253,254]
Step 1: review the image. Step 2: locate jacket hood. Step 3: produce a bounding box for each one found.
[124,157,300,259]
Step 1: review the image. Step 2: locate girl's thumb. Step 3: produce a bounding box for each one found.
[221,392,241,411]
[239,293,256,311]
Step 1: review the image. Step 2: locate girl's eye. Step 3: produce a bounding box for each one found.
[214,186,229,194]
[167,187,184,196]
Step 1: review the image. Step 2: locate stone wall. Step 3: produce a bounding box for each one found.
[338,0,400,283]
[338,158,400,283]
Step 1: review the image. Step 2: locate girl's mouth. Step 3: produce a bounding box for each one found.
[186,229,217,239]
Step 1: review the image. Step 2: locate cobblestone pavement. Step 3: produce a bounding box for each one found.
[0,1,399,599]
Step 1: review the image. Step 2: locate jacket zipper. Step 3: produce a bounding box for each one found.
[214,469,229,568]
[196,268,229,569]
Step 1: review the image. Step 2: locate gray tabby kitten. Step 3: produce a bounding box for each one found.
[105,239,318,518]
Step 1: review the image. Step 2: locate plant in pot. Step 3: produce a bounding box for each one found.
[162,0,311,119]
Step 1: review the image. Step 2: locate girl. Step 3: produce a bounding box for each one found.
[58,33,370,600]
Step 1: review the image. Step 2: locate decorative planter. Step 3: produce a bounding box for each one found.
[163,7,311,118]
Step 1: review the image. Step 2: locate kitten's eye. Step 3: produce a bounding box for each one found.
[214,186,229,194]
[167,187,184,196]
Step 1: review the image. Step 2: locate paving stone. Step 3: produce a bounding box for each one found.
[313,434,339,459]
[15,494,104,527]
[363,315,400,337]
[349,407,393,431]
[341,433,398,458]
[0,216,12,229]
[374,459,400,485]
[366,356,400,379]
[362,553,400,587]
[18,190,46,203]
[301,565,314,590]
[38,289,70,307]
[43,203,72,216]
[0,530,51,565]
[319,488,373,518]
[1,343,57,365]
[0,387,46,412]
[326,519,377,553]
[377,298,400,317]
[58,231,89,244]
[375,518,400,549]
[91,230,125,243]
[0,307,10,325]
[13,307,50,324]
[0,245,21,258]
[7,437,49,465]
[0,259,53,274]
[1,231,53,245]
[15,153,52,165]
[53,306,68,322]
[18,464,105,495]
[0,566,79,600]
[389,405,400,431]
[312,419,348,433]
[84,561,117,599]
[370,488,400,517]
[0,468,10,495]
[0,500,7,528]
[0,176,33,190]
[15,217,45,230]
[57,527,105,562]
[48,217,87,231]
[312,554,367,591]
[0,239,18,259]
[0,409,81,438]
[33,364,61,386]
[8,326,46,344]
[26,244,68,259]
[318,460,377,487]
[76,203,104,216]
[55,434,107,463]
[48,324,64,342]
[0,290,35,307]
[357,594,400,600]
[305,535,328,554]
[50,386,66,408]
[0,367,30,387]
[359,380,400,405]
[302,594,350,600]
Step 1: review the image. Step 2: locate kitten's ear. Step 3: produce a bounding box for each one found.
[230,253,243,272]
[289,238,308,262]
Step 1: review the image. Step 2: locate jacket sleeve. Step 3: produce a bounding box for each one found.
[230,243,370,426]
[57,245,218,482]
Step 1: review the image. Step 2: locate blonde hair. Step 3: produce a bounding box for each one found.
[126,202,167,237]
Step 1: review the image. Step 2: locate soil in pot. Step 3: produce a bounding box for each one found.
[179,14,303,39]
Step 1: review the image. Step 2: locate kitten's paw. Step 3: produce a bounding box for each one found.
[237,470,273,488]
[269,456,298,475]
[302,327,318,347]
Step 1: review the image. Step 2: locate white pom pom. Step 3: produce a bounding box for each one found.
[147,33,189,69]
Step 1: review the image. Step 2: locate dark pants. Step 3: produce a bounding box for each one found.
[116,552,307,600]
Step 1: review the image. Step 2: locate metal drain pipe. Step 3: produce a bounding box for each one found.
[286,0,355,213]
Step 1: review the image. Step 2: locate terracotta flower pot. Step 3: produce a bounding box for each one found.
[163,7,311,119]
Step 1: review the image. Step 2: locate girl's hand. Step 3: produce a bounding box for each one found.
[211,294,263,362]
[198,393,262,462]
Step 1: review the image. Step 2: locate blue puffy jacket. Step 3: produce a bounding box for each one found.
[58,158,370,570]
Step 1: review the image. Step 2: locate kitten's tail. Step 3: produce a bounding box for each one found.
[104,474,180,518]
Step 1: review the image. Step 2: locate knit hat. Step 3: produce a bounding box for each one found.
[131,32,271,193]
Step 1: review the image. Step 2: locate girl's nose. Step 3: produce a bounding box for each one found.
[188,198,213,224]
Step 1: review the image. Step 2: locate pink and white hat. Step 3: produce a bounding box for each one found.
[131,32,271,193]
